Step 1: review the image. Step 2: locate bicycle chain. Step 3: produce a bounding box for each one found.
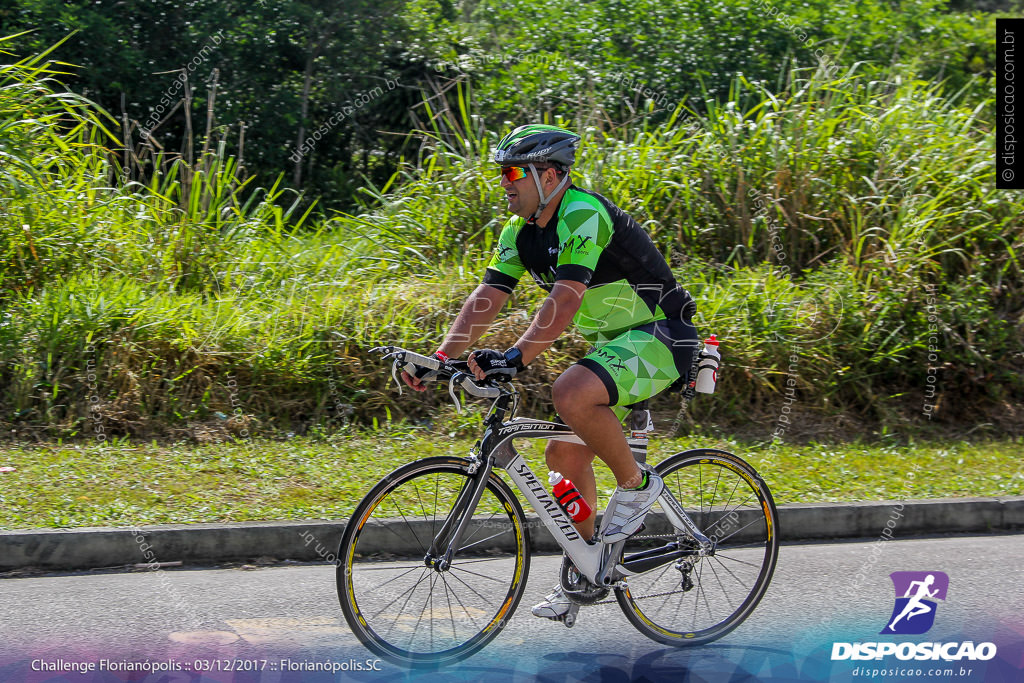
[626,532,703,542]
[585,534,702,605]
[591,587,686,605]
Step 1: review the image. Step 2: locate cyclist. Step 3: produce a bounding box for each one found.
[402,124,698,622]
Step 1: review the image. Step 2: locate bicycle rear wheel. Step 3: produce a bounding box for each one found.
[337,456,530,666]
[615,449,779,646]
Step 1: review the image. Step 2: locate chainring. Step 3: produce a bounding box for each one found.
[559,555,609,605]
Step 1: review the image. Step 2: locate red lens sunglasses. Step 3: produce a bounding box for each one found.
[500,166,529,182]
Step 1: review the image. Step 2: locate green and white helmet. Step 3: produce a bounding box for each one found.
[494,124,580,219]
[493,124,580,170]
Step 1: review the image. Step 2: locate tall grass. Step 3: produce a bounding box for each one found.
[373,66,1018,291]
[2,51,1021,440]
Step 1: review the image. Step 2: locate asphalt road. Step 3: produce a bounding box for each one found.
[2,534,1023,682]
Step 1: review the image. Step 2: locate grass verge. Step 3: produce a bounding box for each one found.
[2,433,1021,530]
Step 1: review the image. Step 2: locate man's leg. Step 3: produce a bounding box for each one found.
[556,337,673,543]
[533,339,673,621]
[551,364,643,488]
[545,440,598,539]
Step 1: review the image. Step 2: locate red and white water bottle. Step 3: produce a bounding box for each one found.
[549,471,592,523]
[695,334,720,394]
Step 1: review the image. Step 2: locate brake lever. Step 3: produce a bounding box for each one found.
[448,372,465,414]
[370,345,396,356]
[370,346,406,394]
[390,358,404,395]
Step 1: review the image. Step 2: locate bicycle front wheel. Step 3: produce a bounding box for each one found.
[615,449,779,646]
[337,456,530,666]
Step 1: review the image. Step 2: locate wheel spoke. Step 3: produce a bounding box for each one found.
[442,576,458,642]
[408,572,436,651]
[713,552,767,570]
[713,515,767,545]
[354,563,428,571]
[382,567,429,638]
[719,475,741,517]
[638,562,677,618]
[446,566,504,604]
[439,572,483,632]
[615,453,777,646]
[361,565,423,594]
[702,556,736,612]
[338,462,528,663]
[449,563,513,583]
[449,556,515,566]
[385,495,429,556]
[708,553,752,590]
[431,475,440,529]
[715,539,771,551]
[457,525,513,553]
[697,559,717,622]
[699,493,757,537]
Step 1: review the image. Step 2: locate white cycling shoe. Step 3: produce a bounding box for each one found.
[599,471,664,542]
[531,584,580,627]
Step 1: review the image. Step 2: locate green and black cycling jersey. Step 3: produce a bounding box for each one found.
[483,185,696,345]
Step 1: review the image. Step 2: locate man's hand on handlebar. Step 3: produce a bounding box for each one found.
[400,351,446,392]
[400,369,428,392]
[391,346,524,392]
[468,347,524,382]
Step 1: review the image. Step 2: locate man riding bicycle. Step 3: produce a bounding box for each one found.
[401,124,698,623]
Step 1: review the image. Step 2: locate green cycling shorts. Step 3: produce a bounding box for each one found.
[576,318,699,419]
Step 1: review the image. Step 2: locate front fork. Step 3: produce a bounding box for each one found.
[424,454,492,571]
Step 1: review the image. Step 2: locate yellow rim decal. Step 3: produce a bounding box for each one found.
[345,543,367,627]
[625,589,676,637]
[359,496,383,528]
[762,499,773,539]
[707,457,758,488]
[349,479,402,630]
[488,596,514,631]
[504,500,526,584]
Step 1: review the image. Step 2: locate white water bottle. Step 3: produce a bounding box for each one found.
[694,335,720,394]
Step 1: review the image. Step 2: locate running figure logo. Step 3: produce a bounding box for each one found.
[881,571,949,635]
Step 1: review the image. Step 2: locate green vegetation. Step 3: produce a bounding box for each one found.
[1,435,1021,530]
[0,0,999,208]
[1,1,1021,449]
[2,58,1019,439]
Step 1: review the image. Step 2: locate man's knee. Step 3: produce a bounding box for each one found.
[552,365,608,417]
[551,372,576,414]
[545,440,593,469]
[545,440,568,469]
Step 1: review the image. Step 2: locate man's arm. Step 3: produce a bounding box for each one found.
[402,284,509,391]
[512,280,586,365]
[467,280,585,381]
[438,285,510,358]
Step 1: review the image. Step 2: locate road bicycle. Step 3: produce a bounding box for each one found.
[336,347,779,666]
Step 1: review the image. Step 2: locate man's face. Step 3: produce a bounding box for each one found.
[500,165,554,219]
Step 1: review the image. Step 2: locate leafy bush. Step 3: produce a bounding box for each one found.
[2,0,997,213]
[2,38,1020,441]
